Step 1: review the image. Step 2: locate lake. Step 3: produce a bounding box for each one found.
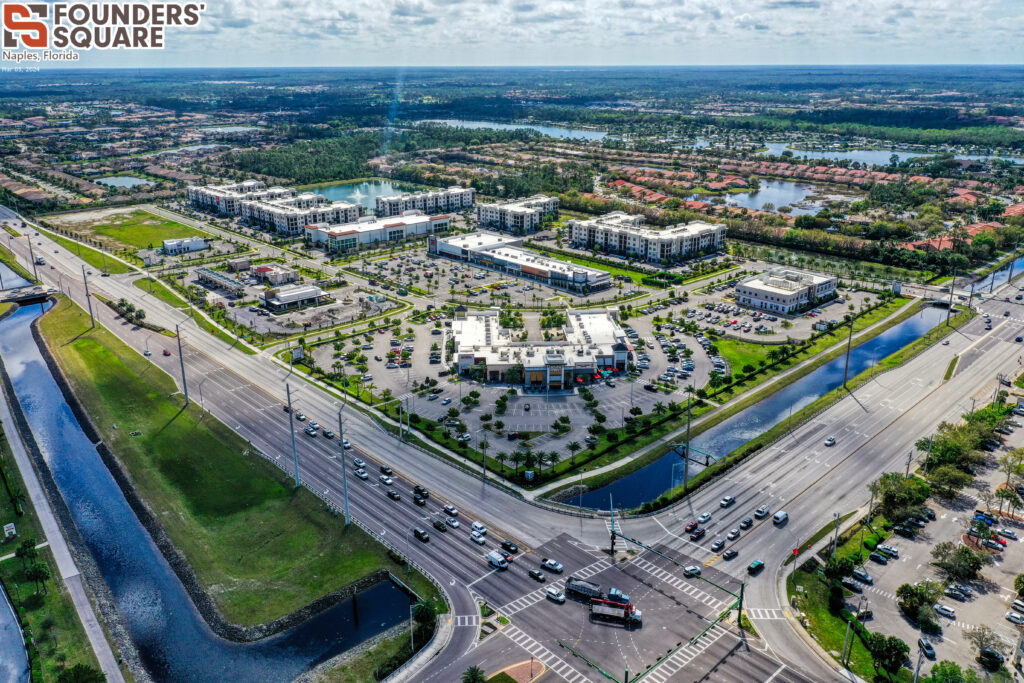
[760,142,1024,166]
[690,179,841,216]
[203,126,259,133]
[96,176,151,188]
[313,179,415,209]
[417,119,608,141]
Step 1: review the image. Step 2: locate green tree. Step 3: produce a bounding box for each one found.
[865,632,909,678]
[567,441,581,465]
[929,465,972,498]
[461,666,487,683]
[26,561,50,595]
[15,536,37,568]
[57,664,106,683]
[927,660,980,683]
[1015,573,1024,597]
[823,556,856,581]
[932,541,991,581]
[413,600,436,625]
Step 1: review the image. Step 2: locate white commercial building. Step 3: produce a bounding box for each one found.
[428,232,610,294]
[252,265,298,285]
[452,308,631,388]
[259,284,327,312]
[475,194,559,233]
[162,236,208,255]
[305,211,451,253]
[187,180,294,215]
[568,212,726,263]
[734,268,838,314]
[375,186,475,217]
[240,192,365,236]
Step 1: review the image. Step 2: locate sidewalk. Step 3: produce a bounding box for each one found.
[0,380,125,682]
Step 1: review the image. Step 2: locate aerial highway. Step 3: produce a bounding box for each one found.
[5,220,1021,682]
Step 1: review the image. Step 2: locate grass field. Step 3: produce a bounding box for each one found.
[38,296,442,625]
[132,277,187,309]
[57,209,209,252]
[0,243,35,283]
[34,226,133,275]
[0,430,100,681]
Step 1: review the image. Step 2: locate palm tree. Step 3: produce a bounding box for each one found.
[653,401,667,415]
[509,450,526,476]
[495,451,508,477]
[542,451,559,473]
[15,537,37,568]
[567,441,581,465]
[9,486,26,516]
[27,561,50,595]
[462,666,487,683]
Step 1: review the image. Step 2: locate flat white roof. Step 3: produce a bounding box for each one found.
[310,212,448,237]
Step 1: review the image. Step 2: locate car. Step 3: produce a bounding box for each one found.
[354,469,368,480]
[380,465,393,475]
[444,516,460,529]
[379,475,393,486]
[933,604,955,619]
[868,552,888,565]
[945,587,967,601]
[877,545,899,558]
[740,517,754,529]
[1006,311,1011,316]
[923,507,936,520]
[723,548,738,560]
[998,528,1018,539]
[719,495,735,508]
[979,648,1004,670]
[432,520,447,533]
[824,436,836,447]
[470,531,486,545]
[498,550,515,564]
[295,412,306,421]
[353,458,365,468]
[983,539,1004,551]
[1018,337,1024,343]
[893,525,916,538]
[989,536,1007,546]
[529,569,546,582]
[413,527,430,542]
[322,429,335,439]
[840,578,863,593]
[697,512,712,524]
[684,520,699,533]
[754,505,770,519]
[427,393,439,401]
[303,425,317,436]
[386,489,401,501]
[727,528,740,540]
[443,504,459,517]
[683,565,701,578]
[852,568,872,584]
[414,485,429,499]
[162,349,171,356]
[143,349,152,357]
[919,637,936,659]
[342,439,351,449]
[471,521,487,535]
[710,539,725,552]
[308,420,320,430]
[541,558,563,573]
[501,540,519,553]
[413,494,426,506]
[689,528,706,541]
[546,587,566,603]
[1006,611,1024,625]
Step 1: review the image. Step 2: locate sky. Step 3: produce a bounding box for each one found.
[19,0,1024,67]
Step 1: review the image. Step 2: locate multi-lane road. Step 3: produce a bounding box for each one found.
[5,216,1024,682]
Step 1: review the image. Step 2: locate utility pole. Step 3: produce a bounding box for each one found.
[946,267,956,326]
[26,238,38,281]
[81,265,95,328]
[912,647,926,683]
[286,383,300,488]
[829,512,840,560]
[905,451,913,479]
[968,282,975,310]
[175,325,189,406]
[338,410,349,526]
[841,320,854,388]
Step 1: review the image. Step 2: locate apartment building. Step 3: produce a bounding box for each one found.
[452,308,631,388]
[428,232,610,294]
[734,268,838,314]
[239,192,365,236]
[475,195,559,233]
[187,180,293,215]
[567,212,726,263]
[305,212,451,254]
[375,186,475,217]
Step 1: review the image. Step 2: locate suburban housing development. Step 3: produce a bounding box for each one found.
[428,232,611,293]
[374,186,475,217]
[452,308,630,387]
[567,212,727,262]
[475,194,559,232]
[734,268,838,314]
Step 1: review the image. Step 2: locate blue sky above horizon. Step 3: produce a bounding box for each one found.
[32,0,1024,68]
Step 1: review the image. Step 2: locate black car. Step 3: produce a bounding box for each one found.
[919,637,936,659]
[432,520,447,533]
[413,494,426,506]
[868,552,888,565]
[923,507,936,520]
[413,527,430,542]
[723,548,738,560]
[739,517,754,529]
[413,485,429,499]
[893,525,916,538]
[840,578,863,593]
[528,569,546,582]
[380,465,393,476]
[979,648,1004,671]
[689,527,706,541]
[387,490,401,501]
[501,540,519,553]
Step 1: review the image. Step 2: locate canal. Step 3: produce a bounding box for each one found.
[0,302,412,682]
[569,305,947,510]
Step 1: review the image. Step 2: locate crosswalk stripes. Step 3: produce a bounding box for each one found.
[641,624,729,683]
[502,624,592,683]
[630,557,726,610]
[746,608,786,620]
[865,585,895,600]
[499,559,612,616]
[454,614,481,627]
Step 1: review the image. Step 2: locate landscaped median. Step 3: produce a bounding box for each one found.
[36,296,443,629]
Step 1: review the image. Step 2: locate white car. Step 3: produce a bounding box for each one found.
[342,439,352,449]
[541,558,564,573]
[727,528,740,540]
[720,495,735,508]
[1007,611,1024,625]
[683,565,701,578]
[443,504,459,517]
[824,436,836,447]
[470,531,486,545]
[998,528,1018,540]
[379,475,393,486]
[353,458,365,468]
[933,604,956,619]
[446,517,460,529]
[354,469,368,480]
[698,512,712,524]
[546,587,566,603]
[471,521,487,535]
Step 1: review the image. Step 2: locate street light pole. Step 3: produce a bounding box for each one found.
[946,267,957,326]
[841,320,854,388]
[286,383,300,488]
[175,324,189,405]
[912,647,926,683]
[830,512,840,560]
[338,410,349,526]
[81,265,95,328]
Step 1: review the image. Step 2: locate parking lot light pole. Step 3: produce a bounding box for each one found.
[338,410,349,526]
[286,383,300,488]
[911,647,926,683]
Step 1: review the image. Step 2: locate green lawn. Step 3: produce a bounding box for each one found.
[34,227,133,274]
[1,429,101,681]
[132,277,188,309]
[37,297,442,625]
[0,243,35,283]
[320,629,411,682]
[88,209,209,251]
